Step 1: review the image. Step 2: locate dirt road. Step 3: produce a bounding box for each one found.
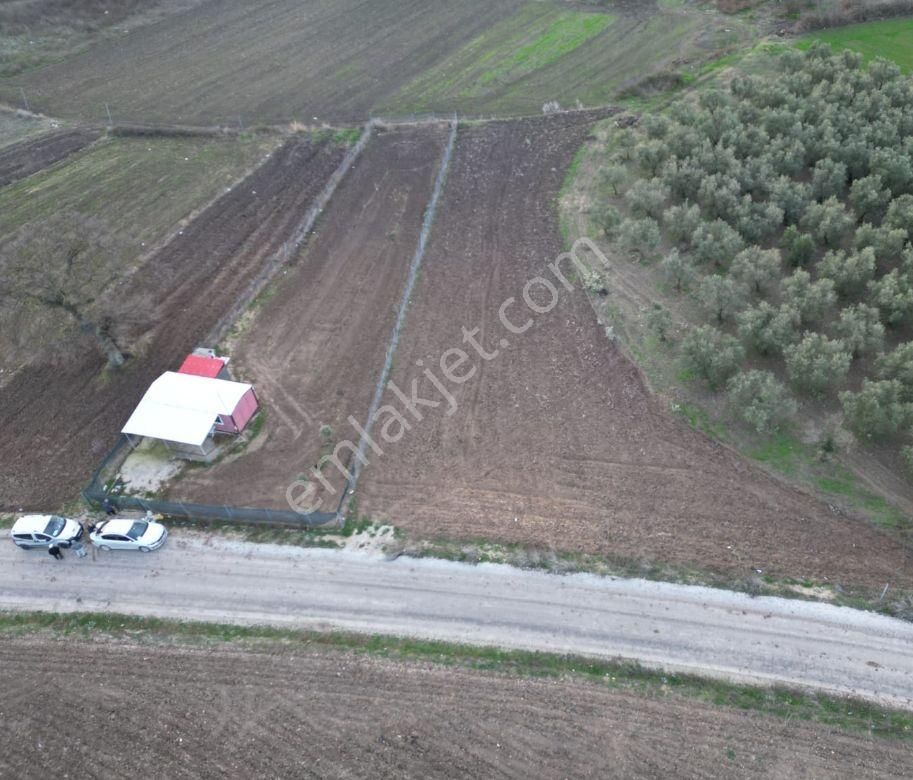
[2,534,912,708]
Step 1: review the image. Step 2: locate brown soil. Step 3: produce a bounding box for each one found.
[0,135,345,510]
[172,125,448,510]
[355,115,913,589]
[0,128,99,186]
[1,634,909,779]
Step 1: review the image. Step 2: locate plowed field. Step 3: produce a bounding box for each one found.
[172,125,448,509]
[0,128,99,186]
[1,634,909,779]
[0,135,345,509]
[355,115,913,588]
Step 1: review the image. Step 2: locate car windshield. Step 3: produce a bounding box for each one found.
[126,521,148,541]
[43,517,66,537]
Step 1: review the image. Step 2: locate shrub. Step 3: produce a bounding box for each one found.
[647,304,674,342]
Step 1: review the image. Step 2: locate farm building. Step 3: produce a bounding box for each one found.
[178,353,231,380]
[121,371,259,458]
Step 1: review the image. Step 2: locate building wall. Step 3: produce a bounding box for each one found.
[224,388,259,433]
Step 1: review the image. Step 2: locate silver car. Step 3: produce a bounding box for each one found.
[10,515,83,549]
[90,518,168,552]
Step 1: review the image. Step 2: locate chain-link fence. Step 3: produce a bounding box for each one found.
[82,436,337,528]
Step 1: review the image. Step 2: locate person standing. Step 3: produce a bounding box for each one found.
[102,498,117,516]
[48,544,63,561]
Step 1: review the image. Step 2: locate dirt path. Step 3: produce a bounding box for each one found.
[0,128,99,186]
[0,135,345,510]
[2,534,912,707]
[171,125,448,509]
[355,114,913,591]
[2,631,910,779]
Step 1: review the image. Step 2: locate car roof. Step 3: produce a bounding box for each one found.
[12,515,56,534]
[98,519,148,535]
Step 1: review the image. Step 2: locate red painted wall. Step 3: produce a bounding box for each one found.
[226,388,259,433]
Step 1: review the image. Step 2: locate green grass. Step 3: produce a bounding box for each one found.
[384,3,711,117]
[749,431,809,477]
[386,4,613,111]
[0,133,275,242]
[747,432,910,531]
[674,402,729,440]
[0,109,58,149]
[3,609,912,740]
[797,18,913,73]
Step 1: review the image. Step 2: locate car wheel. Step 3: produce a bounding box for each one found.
[99,545,111,552]
[139,546,151,553]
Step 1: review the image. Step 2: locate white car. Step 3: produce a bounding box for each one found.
[10,515,84,550]
[91,518,168,552]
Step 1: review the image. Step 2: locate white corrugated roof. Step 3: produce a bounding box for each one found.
[121,372,252,446]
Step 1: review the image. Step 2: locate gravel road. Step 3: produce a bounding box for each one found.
[2,533,912,707]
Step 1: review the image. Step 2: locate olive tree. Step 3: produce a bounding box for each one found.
[661,249,695,292]
[849,175,891,224]
[811,158,848,200]
[691,219,744,269]
[784,332,852,395]
[840,380,913,440]
[800,197,854,248]
[884,194,913,234]
[681,325,745,389]
[624,178,669,220]
[867,269,913,327]
[736,302,799,356]
[617,217,662,260]
[663,202,702,247]
[634,140,669,177]
[876,342,913,396]
[781,269,837,324]
[781,226,817,267]
[697,275,746,323]
[727,370,797,433]
[729,246,782,296]
[599,164,626,196]
[817,247,876,297]
[833,303,885,357]
[854,223,907,264]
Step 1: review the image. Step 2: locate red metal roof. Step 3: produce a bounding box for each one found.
[178,354,227,378]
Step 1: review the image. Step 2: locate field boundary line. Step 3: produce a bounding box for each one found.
[206,120,375,346]
[337,118,459,519]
